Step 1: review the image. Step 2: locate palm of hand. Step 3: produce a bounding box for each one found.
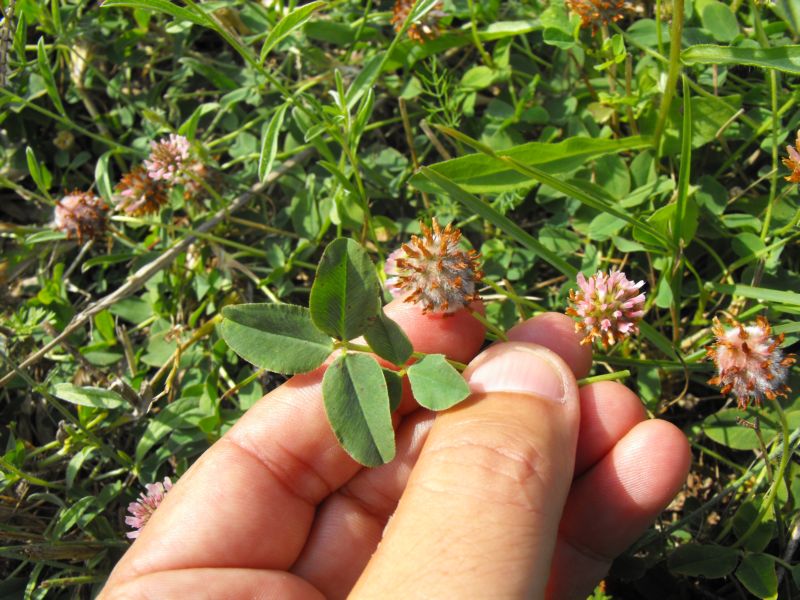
[101,303,689,599]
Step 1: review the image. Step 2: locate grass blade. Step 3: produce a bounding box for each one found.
[418,166,577,277]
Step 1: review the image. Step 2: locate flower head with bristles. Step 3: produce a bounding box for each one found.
[707,316,795,409]
[782,130,800,183]
[54,191,108,243]
[385,219,483,314]
[143,134,193,184]
[125,477,173,539]
[115,166,168,216]
[566,270,646,348]
[565,0,629,29]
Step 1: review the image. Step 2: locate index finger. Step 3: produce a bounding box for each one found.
[103,300,485,590]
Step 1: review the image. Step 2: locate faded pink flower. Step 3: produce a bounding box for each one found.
[143,134,192,183]
[566,270,645,348]
[707,316,795,409]
[783,130,800,183]
[54,190,108,243]
[125,477,173,539]
[115,166,168,215]
[385,219,483,314]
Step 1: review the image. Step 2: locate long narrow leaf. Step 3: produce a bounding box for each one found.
[674,75,692,248]
[682,44,800,75]
[260,1,326,64]
[102,0,207,26]
[258,103,289,182]
[418,166,577,277]
[709,283,800,307]
[36,38,65,116]
[433,126,672,248]
[413,135,650,194]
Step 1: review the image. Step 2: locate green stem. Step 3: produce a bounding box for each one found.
[467,0,493,67]
[656,0,665,56]
[337,340,470,372]
[0,456,62,489]
[734,399,792,548]
[577,370,631,386]
[751,0,781,241]
[470,308,508,342]
[653,0,684,154]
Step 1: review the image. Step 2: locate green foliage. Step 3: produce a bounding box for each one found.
[407,354,471,410]
[309,238,381,340]
[3,0,800,596]
[219,304,333,374]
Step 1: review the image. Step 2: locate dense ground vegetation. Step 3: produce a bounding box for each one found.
[2,0,800,597]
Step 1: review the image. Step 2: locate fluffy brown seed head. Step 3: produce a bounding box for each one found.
[706,315,795,409]
[385,219,483,314]
[54,190,108,243]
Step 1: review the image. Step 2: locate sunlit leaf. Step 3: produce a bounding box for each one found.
[219,303,333,374]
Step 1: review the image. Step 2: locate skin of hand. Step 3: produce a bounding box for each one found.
[100,300,691,600]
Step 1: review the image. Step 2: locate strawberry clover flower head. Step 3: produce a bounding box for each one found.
[125,477,173,539]
[782,130,800,183]
[707,316,795,410]
[144,134,192,184]
[565,0,629,29]
[385,219,483,314]
[566,270,646,348]
[54,190,108,243]
[115,166,168,216]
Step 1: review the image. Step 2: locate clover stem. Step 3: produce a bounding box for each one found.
[734,398,791,548]
[653,0,684,155]
[577,370,631,386]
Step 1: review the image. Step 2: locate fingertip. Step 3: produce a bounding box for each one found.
[563,418,691,550]
[508,313,592,378]
[625,419,691,508]
[575,381,647,476]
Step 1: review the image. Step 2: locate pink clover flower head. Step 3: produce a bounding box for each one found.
[125,477,173,539]
[385,219,483,314]
[54,190,108,243]
[566,269,645,348]
[707,316,795,410]
[144,134,192,183]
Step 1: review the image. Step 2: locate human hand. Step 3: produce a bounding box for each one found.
[100,300,690,599]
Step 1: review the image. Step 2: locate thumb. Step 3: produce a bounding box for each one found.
[352,341,580,598]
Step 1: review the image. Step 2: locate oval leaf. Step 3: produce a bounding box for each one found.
[322,353,395,467]
[53,383,127,410]
[667,543,739,578]
[407,354,470,411]
[219,303,333,374]
[702,409,780,450]
[364,309,413,366]
[735,554,778,599]
[309,238,381,340]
